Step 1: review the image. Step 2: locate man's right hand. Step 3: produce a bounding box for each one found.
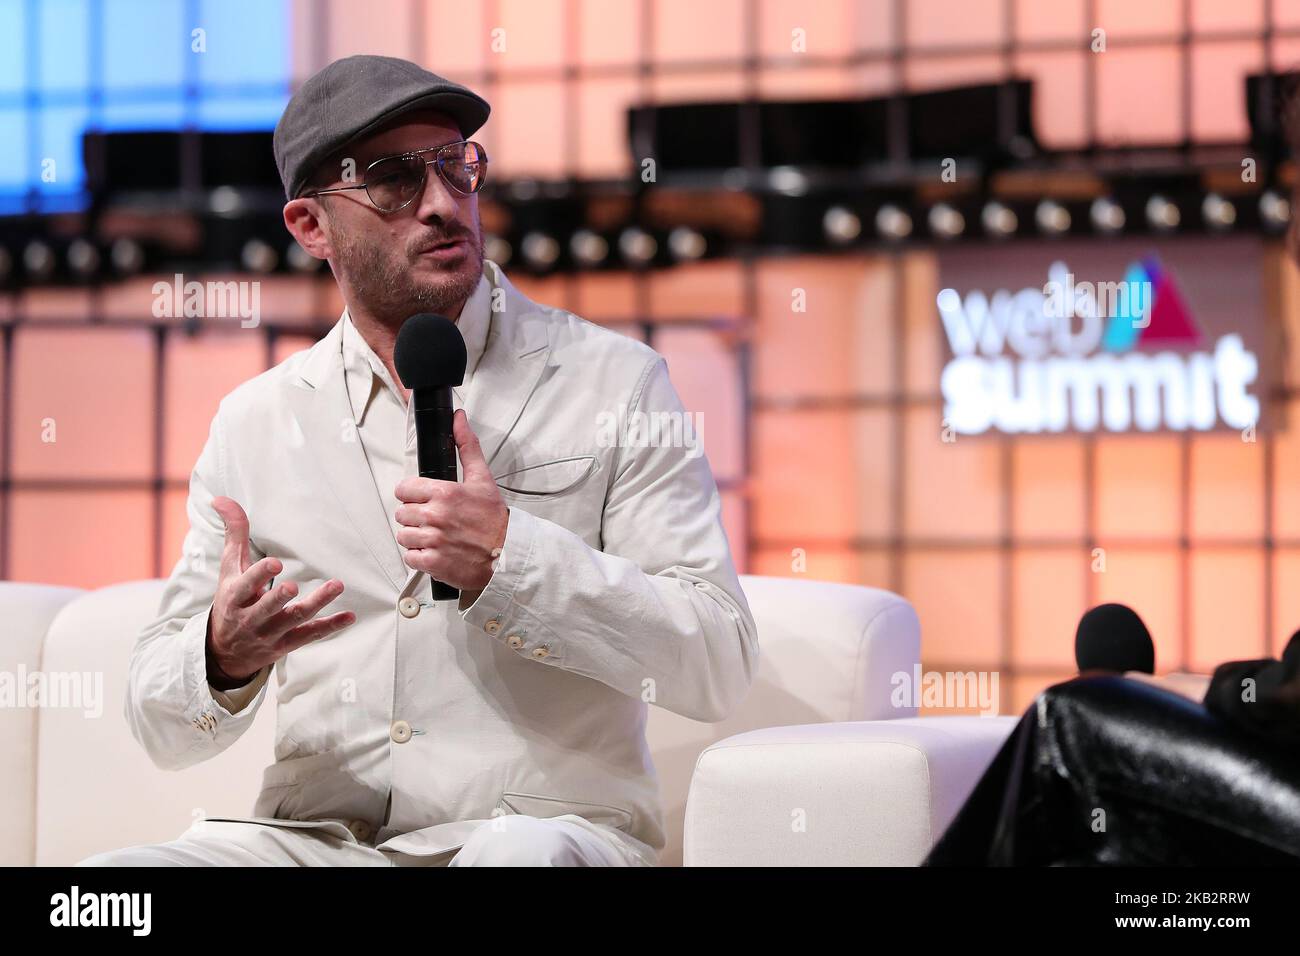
[206,496,355,686]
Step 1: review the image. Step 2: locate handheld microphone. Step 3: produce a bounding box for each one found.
[393,312,469,602]
[1074,603,1156,675]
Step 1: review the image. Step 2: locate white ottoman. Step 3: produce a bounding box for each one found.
[683,715,1019,866]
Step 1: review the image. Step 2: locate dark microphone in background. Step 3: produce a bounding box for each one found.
[1074,603,1156,675]
[393,312,468,602]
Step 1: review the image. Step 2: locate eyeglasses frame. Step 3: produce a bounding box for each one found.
[301,139,489,212]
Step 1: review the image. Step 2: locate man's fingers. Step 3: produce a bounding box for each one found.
[247,579,300,628]
[274,610,356,656]
[227,556,283,608]
[394,476,450,504]
[453,409,492,483]
[396,526,444,550]
[260,579,345,635]
[402,548,441,575]
[214,496,252,576]
[394,500,449,528]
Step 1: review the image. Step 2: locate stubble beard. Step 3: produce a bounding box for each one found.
[333,219,486,323]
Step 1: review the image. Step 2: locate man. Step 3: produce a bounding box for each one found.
[80,55,758,867]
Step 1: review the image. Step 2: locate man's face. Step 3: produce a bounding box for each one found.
[294,110,485,323]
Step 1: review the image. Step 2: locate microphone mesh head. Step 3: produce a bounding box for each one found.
[394,313,468,388]
[1074,602,1155,674]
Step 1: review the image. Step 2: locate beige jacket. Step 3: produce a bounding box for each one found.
[124,260,759,859]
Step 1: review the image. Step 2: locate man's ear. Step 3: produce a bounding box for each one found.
[283,198,332,261]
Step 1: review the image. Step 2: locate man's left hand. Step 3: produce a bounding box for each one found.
[394,408,509,591]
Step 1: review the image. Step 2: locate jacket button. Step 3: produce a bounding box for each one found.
[347,819,373,842]
[507,633,524,649]
[398,597,421,618]
[485,618,502,635]
[390,720,412,744]
[530,645,550,659]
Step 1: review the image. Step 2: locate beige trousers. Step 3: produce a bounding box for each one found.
[76,814,656,867]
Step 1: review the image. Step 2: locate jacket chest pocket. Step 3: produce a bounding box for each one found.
[495,456,603,542]
[493,455,599,501]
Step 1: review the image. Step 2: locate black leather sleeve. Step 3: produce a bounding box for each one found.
[1202,630,1300,745]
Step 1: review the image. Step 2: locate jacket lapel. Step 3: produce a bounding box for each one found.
[282,261,555,594]
[284,320,409,591]
[456,261,554,471]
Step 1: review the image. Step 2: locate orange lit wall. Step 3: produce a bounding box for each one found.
[4,0,1300,715]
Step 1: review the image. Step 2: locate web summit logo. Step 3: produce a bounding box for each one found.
[937,258,1260,435]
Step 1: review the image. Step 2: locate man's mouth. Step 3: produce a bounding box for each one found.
[417,237,469,261]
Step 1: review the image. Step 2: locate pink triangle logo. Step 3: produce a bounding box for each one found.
[1135,257,1202,348]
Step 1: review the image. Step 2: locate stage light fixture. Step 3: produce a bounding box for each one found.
[508,180,541,201]
[110,237,145,275]
[569,229,609,267]
[484,234,512,266]
[1260,189,1291,230]
[23,240,56,281]
[241,238,279,273]
[980,200,1017,238]
[668,226,706,261]
[769,166,810,196]
[1089,196,1125,234]
[521,231,560,268]
[1145,194,1180,232]
[928,203,965,239]
[286,240,321,273]
[1201,193,1237,231]
[823,206,861,244]
[875,204,913,240]
[67,238,100,278]
[1035,199,1071,235]
[209,185,244,217]
[619,227,658,265]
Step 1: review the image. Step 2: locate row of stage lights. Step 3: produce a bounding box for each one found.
[496,191,1294,269]
[0,190,1291,285]
[492,190,1296,268]
[0,235,303,284]
[484,225,708,271]
[0,224,715,285]
[821,190,1292,245]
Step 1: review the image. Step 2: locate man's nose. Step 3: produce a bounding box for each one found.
[413,163,462,224]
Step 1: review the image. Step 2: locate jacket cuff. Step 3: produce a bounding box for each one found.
[459,506,559,663]
[183,607,270,737]
[210,667,270,715]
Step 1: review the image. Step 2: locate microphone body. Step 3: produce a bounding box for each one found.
[412,385,459,601]
[393,312,469,602]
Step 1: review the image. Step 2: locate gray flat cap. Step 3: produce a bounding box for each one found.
[273,54,491,201]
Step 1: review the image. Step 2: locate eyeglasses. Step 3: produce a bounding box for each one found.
[303,140,489,213]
